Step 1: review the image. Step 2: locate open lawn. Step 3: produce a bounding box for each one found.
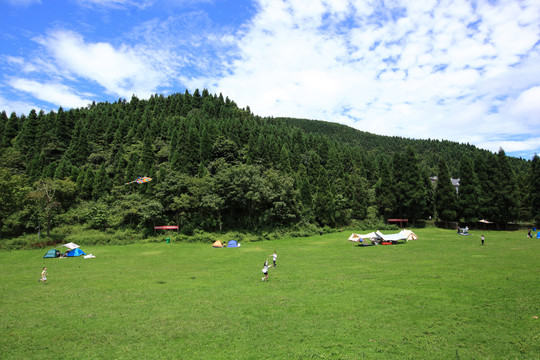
[1,228,539,359]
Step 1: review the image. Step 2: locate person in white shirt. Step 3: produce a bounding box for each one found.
[261,260,270,282]
[270,251,277,268]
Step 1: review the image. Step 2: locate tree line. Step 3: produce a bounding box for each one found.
[1,89,538,239]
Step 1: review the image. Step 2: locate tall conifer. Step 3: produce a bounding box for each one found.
[493,148,518,224]
[530,154,540,225]
[434,158,457,221]
[457,156,480,222]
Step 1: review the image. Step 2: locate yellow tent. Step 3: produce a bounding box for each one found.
[212,240,223,248]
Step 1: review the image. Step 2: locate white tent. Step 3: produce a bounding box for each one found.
[348,233,377,241]
[349,230,418,244]
[348,232,378,242]
[348,233,361,242]
[375,230,418,242]
[401,229,418,240]
[60,242,80,250]
[375,230,405,241]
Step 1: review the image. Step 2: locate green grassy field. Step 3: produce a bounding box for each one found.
[1,228,538,359]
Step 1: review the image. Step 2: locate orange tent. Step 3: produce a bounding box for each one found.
[212,240,223,248]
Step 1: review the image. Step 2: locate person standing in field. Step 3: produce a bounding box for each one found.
[261,260,270,282]
[270,251,277,268]
[39,267,47,284]
[481,235,485,245]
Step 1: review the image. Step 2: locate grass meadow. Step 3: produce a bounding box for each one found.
[1,228,538,359]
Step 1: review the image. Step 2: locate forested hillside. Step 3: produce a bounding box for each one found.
[1,90,538,240]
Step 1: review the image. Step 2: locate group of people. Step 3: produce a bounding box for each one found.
[262,251,277,282]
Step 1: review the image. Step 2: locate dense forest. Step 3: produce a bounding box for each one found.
[1,89,539,241]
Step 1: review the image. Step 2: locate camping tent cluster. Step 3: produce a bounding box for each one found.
[348,230,418,245]
[212,240,240,248]
[43,242,90,258]
[458,227,470,235]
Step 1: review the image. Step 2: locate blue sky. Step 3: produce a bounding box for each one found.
[1,0,539,159]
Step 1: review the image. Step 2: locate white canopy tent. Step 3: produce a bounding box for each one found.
[349,230,418,244]
[375,230,403,241]
[348,232,378,242]
[60,242,80,250]
[376,230,418,242]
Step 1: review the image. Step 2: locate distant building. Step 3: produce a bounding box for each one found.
[430,176,460,193]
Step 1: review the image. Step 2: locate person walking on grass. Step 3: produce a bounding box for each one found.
[481,234,485,245]
[270,251,277,268]
[261,260,270,282]
[39,267,47,284]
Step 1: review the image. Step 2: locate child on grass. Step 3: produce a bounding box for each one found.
[270,251,277,268]
[261,260,270,282]
[39,267,47,284]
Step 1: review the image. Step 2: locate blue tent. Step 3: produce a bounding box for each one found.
[537,232,540,239]
[43,249,60,258]
[227,240,238,248]
[66,248,86,257]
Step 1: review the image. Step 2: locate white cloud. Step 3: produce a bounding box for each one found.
[0,94,38,116]
[9,78,92,108]
[192,0,540,156]
[35,29,170,99]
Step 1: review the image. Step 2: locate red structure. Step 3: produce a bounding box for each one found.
[154,225,179,230]
[387,219,408,227]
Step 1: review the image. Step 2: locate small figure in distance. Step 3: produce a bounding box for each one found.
[261,260,270,282]
[39,267,47,284]
[270,251,277,268]
[481,234,485,245]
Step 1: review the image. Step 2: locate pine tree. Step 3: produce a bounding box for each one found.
[80,167,95,200]
[493,148,518,224]
[0,111,7,145]
[313,168,335,226]
[186,125,201,174]
[70,166,79,183]
[375,158,395,220]
[278,144,292,173]
[2,112,19,147]
[15,109,39,155]
[457,156,480,222]
[92,163,110,200]
[199,125,213,166]
[295,164,312,217]
[54,107,69,149]
[477,153,498,221]
[392,147,429,222]
[349,168,369,220]
[326,144,344,180]
[530,154,540,225]
[71,124,91,165]
[140,130,155,175]
[434,158,457,221]
[54,159,71,180]
[193,88,202,109]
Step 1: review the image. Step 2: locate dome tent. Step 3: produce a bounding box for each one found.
[43,249,60,258]
[66,248,86,257]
